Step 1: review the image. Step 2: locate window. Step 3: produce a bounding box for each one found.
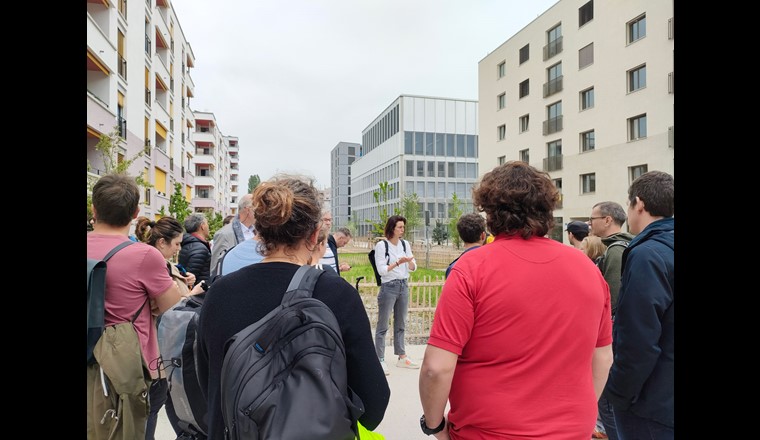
[448,162,456,177]
[446,134,455,156]
[498,155,506,165]
[519,149,530,163]
[545,23,563,60]
[545,101,562,135]
[498,124,506,141]
[628,14,646,43]
[578,43,594,69]
[417,160,424,177]
[519,79,529,98]
[415,132,424,154]
[456,134,465,157]
[545,62,563,97]
[629,164,648,183]
[580,87,594,110]
[581,173,596,194]
[427,161,435,177]
[404,131,413,154]
[579,0,594,27]
[519,114,529,133]
[466,135,476,157]
[546,140,562,171]
[628,64,646,92]
[348,146,355,155]
[581,130,595,152]
[629,114,647,140]
[406,160,414,176]
[425,132,434,155]
[435,133,445,156]
[519,44,529,64]
[497,61,506,79]
[437,161,445,177]
[498,93,506,110]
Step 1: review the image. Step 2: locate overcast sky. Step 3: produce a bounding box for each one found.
[171,0,558,189]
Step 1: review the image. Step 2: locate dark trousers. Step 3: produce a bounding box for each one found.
[598,393,619,440]
[146,378,169,440]
[613,408,673,440]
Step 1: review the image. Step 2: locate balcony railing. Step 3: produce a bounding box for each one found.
[668,126,674,149]
[145,89,152,106]
[117,117,127,138]
[668,72,674,94]
[543,116,563,135]
[181,166,185,178]
[144,140,151,156]
[169,157,174,171]
[145,35,152,55]
[117,55,127,79]
[543,36,563,61]
[543,75,563,98]
[668,17,674,40]
[543,155,563,172]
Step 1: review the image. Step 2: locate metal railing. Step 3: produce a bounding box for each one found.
[543,75,563,97]
[117,55,127,79]
[117,117,127,138]
[543,36,563,61]
[144,140,151,157]
[145,35,151,55]
[145,89,151,106]
[543,155,563,172]
[543,116,563,135]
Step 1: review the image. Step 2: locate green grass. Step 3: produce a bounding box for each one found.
[338,252,445,286]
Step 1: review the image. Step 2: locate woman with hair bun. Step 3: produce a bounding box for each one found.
[196,174,390,439]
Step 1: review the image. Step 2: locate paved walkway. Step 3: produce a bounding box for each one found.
[155,345,433,439]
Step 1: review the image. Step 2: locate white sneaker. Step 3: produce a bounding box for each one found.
[396,357,420,369]
[380,361,390,375]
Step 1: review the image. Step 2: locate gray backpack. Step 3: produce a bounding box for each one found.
[220,265,364,440]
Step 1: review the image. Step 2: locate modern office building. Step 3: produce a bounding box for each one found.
[87,0,239,219]
[330,142,359,230]
[478,0,674,242]
[351,95,479,239]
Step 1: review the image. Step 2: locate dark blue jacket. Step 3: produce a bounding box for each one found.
[604,217,674,427]
[327,234,341,274]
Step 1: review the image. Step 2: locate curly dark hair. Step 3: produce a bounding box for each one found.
[251,174,322,256]
[472,161,559,239]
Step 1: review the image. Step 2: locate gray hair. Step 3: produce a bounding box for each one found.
[335,227,352,238]
[238,193,253,211]
[184,212,207,233]
[592,201,627,226]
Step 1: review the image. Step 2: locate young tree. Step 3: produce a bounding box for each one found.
[366,181,391,237]
[447,193,464,249]
[398,192,421,243]
[432,220,449,245]
[87,126,152,219]
[206,211,224,240]
[248,175,261,193]
[168,182,192,224]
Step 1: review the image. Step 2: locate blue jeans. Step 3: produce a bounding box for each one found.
[598,394,618,440]
[613,408,673,440]
[375,279,409,360]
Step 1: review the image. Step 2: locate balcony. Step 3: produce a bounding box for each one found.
[144,140,151,157]
[186,72,195,97]
[194,175,216,188]
[117,116,127,138]
[145,89,152,107]
[117,55,127,80]
[543,116,563,135]
[543,75,563,98]
[87,16,116,74]
[193,130,215,145]
[543,155,563,172]
[145,34,152,56]
[543,36,563,61]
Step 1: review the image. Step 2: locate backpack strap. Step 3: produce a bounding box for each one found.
[282,265,325,303]
[103,240,135,262]
[383,240,390,264]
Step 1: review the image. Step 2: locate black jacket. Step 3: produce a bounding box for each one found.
[327,234,340,274]
[178,233,211,284]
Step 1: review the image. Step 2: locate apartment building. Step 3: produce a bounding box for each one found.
[351,95,479,238]
[330,142,359,230]
[478,0,674,242]
[190,111,238,215]
[87,0,238,219]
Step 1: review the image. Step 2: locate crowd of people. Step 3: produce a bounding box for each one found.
[87,163,674,440]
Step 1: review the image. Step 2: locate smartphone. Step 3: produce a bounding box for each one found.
[176,264,188,276]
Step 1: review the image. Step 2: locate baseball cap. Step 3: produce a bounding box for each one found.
[565,221,590,236]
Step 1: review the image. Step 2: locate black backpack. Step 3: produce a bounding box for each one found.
[157,294,208,439]
[368,239,406,286]
[220,265,365,440]
[87,240,135,365]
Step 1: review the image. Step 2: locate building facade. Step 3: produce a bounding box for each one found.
[190,111,238,216]
[330,142,359,230]
[87,0,238,220]
[351,95,479,239]
[478,0,674,242]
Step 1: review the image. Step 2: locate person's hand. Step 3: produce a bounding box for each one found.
[339,262,351,272]
[184,272,196,287]
[149,298,160,316]
[189,282,205,296]
[398,256,412,264]
[433,418,450,440]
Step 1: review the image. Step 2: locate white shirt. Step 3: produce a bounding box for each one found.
[374,239,415,284]
[242,224,255,241]
[319,245,337,272]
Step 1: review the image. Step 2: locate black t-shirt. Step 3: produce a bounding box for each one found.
[197,262,390,439]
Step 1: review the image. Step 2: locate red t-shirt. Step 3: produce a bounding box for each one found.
[429,235,612,439]
[87,233,175,378]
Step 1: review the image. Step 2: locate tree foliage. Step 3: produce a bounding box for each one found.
[366,181,391,237]
[206,211,224,240]
[248,175,261,194]
[168,182,192,224]
[432,220,449,245]
[399,192,421,243]
[447,193,464,249]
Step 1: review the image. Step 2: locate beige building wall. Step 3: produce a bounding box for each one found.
[478,0,674,242]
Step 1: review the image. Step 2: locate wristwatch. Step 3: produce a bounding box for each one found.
[420,415,446,435]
